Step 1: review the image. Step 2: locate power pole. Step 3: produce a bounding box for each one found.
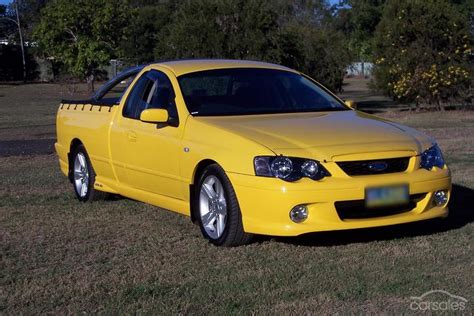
[14,0,26,82]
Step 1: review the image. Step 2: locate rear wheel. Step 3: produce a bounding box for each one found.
[71,145,107,202]
[196,164,253,246]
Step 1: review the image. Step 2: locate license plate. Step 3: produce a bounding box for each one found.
[365,185,409,208]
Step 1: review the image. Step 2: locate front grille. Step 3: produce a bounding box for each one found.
[337,157,410,176]
[335,193,426,220]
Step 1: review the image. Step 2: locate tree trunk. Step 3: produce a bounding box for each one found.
[437,100,445,111]
[414,101,420,112]
[86,73,95,92]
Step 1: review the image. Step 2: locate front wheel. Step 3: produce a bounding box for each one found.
[71,145,107,202]
[196,164,253,246]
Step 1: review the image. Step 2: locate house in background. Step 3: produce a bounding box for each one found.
[0,37,10,45]
[346,61,373,78]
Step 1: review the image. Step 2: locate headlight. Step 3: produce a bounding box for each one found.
[271,157,293,179]
[254,156,330,181]
[420,144,445,170]
[301,160,319,178]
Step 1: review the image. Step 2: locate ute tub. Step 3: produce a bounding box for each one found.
[56,102,118,182]
[228,167,451,236]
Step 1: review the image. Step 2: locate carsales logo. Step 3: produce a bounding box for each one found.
[410,290,468,311]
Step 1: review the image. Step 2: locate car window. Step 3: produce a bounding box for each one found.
[94,70,140,104]
[123,70,178,122]
[99,75,136,103]
[178,68,347,116]
[122,74,152,119]
[180,75,230,97]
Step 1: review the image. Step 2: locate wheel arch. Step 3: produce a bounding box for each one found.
[68,138,84,182]
[189,159,218,223]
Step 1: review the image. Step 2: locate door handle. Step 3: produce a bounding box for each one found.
[127,131,137,142]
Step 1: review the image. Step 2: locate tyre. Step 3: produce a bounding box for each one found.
[196,164,253,246]
[71,144,108,202]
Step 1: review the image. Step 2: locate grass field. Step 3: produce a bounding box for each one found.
[1,82,473,313]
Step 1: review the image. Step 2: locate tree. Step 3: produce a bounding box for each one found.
[33,0,352,91]
[154,0,282,61]
[34,0,130,90]
[334,0,386,62]
[15,0,49,38]
[373,0,471,109]
[120,3,175,64]
[280,22,352,91]
[0,4,15,39]
[0,1,27,82]
[151,0,351,91]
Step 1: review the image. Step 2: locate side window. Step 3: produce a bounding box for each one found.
[95,71,138,104]
[122,75,153,119]
[147,71,178,120]
[123,70,178,124]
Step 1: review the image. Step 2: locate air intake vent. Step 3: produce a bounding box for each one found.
[335,193,426,219]
[337,157,410,176]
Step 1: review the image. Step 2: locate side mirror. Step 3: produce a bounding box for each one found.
[344,100,357,110]
[140,108,169,124]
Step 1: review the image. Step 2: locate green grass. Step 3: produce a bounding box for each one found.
[1,82,473,313]
[0,83,90,141]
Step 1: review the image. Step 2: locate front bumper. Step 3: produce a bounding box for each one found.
[228,167,451,236]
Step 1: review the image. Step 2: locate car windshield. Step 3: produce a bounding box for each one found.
[177,68,348,116]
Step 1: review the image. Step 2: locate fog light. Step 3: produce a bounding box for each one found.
[290,205,308,223]
[433,190,448,206]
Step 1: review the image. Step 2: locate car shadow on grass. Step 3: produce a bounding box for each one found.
[271,184,473,247]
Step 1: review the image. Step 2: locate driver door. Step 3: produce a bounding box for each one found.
[115,70,184,200]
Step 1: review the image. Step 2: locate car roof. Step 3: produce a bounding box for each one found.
[148,59,297,76]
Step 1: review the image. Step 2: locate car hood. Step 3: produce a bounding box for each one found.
[196,111,433,161]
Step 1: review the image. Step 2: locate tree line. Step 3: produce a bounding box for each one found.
[1,0,472,108]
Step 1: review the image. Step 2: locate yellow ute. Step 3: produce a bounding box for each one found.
[55,59,451,246]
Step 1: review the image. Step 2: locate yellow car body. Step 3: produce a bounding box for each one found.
[55,60,451,240]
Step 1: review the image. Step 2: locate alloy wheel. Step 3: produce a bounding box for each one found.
[73,152,89,198]
[199,175,228,239]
